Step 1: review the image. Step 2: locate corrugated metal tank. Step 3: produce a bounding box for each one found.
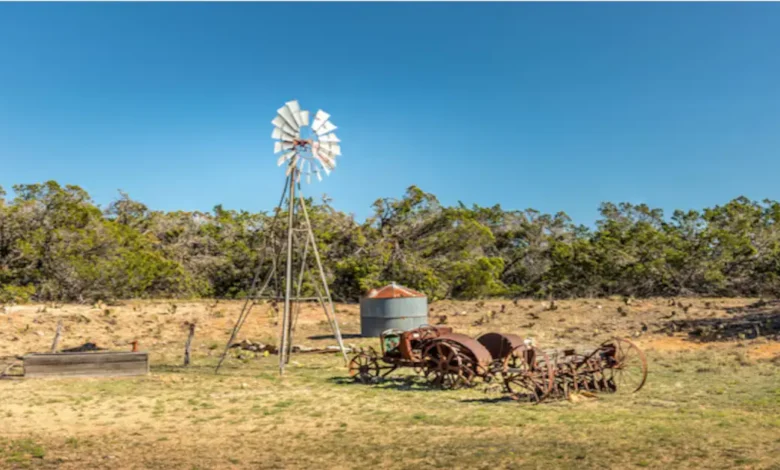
[360,282,428,337]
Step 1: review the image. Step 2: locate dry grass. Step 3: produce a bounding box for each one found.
[1,298,779,469]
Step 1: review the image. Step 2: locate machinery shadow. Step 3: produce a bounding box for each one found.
[328,375,447,393]
[661,299,780,342]
[308,333,363,340]
[460,396,520,404]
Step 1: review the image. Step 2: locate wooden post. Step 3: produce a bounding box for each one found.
[184,323,196,366]
[50,320,63,353]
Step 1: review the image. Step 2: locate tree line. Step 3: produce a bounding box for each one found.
[1,181,779,303]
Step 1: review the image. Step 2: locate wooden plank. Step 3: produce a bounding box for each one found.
[25,360,148,378]
[23,352,149,378]
[24,352,147,366]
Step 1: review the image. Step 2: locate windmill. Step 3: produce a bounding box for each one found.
[216,100,347,375]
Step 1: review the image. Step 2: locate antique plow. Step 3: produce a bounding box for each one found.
[547,337,648,399]
[348,326,647,404]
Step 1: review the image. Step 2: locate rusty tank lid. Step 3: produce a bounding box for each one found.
[364,282,425,299]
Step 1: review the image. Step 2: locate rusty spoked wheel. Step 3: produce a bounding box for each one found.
[422,340,476,390]
[348,351,381,384]
[600,337,648,393]
[502,345,555,403]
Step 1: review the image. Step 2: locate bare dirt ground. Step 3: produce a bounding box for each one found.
[1,297,779,469]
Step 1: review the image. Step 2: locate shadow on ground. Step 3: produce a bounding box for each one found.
[661,299,780,342]
[328,375,452,393]
[307,333,363,340]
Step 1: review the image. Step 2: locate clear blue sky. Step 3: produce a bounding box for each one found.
[1,3,779,224]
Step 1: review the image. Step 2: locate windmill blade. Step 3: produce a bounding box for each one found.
[320,143,341,156]
[272,127,296,142]
[316,146,336,161]
[277,150,296,166]
[318,152,337,169]
[274,142,283,154]
[285,100,300,115]
[272,116,286,128]
[316,168,323,181]
[315,120,337,136]
[285,101,305,128]
[311,110,330,132]
[282,123,298,136]
[314,151,335,171]
[299,110,310,127]
[319,133,340,143]
[277,107,299,131]
[313,154,331,176]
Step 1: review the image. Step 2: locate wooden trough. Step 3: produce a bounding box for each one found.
[23,351,149,378]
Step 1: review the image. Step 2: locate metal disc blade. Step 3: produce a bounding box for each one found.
[271,127,282,139]
[316,169,323,181]
[300,110,310,127]
[272,116,286,128]
[315,120,338,136]
[274,142,283,154]
[311,109,331,131]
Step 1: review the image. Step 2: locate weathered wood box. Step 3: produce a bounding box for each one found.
[23,351,149,378]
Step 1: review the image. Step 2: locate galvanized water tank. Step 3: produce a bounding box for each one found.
[360,282,428,337]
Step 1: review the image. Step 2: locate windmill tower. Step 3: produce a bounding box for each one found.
[216,100,347,375]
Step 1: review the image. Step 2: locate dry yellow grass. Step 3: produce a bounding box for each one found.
[1,298,779,469]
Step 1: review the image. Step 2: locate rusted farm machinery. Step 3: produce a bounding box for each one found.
[348,325,647,403]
